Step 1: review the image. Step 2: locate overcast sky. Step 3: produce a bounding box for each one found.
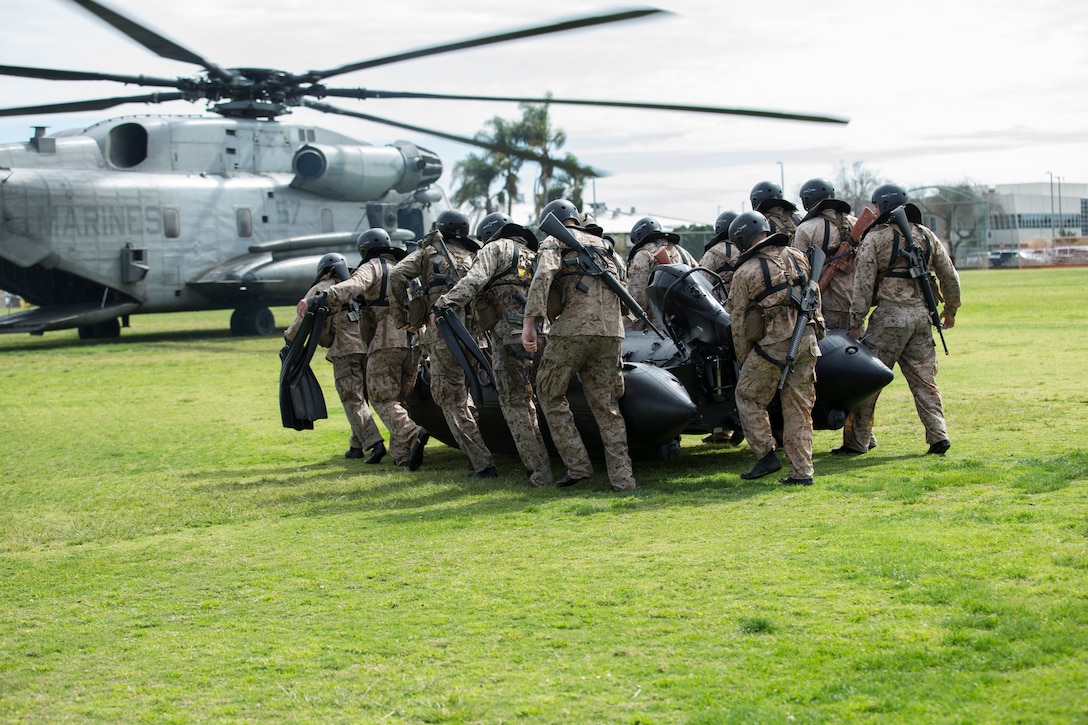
[3,0,1087,223]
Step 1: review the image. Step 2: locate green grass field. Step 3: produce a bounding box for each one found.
[1,268,1086,723]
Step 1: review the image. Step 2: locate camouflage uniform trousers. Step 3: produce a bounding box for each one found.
[493,341,553,486]
[845,303,948,450]
[535,335,635,491]
[735,345,817,480]
[366,346,422,464]
[424,340,495,473]
[823,308,876,451]
[331,352,384,451]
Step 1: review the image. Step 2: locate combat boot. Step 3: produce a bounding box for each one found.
[407,429,429,471]
[926,439,951,456]
[363,441,386,464]
[741,452,782,480]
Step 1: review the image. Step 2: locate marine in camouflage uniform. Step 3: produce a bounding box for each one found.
[727,211,823,485]
[751,180,802,240]
[791,183,858,330]
[288,254,384,461]
[792,179,875,454]
[847,185,962,456]
[522,200,636,492]
[436,214,553,487]
[321,229,422,467]
[698,210,740,303]
[624,217,697,332]
[389,210,497,478]
[697,210,743,445]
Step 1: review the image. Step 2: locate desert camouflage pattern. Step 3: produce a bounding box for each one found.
[525,227,635,491]
[524,228,626,338]
[625,241,698,331]
[424,341,495,472]
[698,239,740,302]
[762,204,802,240]
[287,274,382,452]
[728,239,821,480]
[326,255,414,353]
[846,221,962,450]
[389,239,494,473]
[366,346,422,464]
[324,254,421,463]
[792,209,858,330]
[438,237,537,344]
[535,336,635,491]
[437,236,552,486]
[388,238,478,345]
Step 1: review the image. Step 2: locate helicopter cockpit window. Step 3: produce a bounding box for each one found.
[163,208,180,239]
[236,208,253,238]
[107,122,149,168]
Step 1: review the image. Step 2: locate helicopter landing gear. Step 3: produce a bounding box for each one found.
[77,318,121,340]
[230,304,276,336]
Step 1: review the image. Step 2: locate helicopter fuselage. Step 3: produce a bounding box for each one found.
[0,114,448,337]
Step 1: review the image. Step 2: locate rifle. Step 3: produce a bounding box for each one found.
[817,206,876,292]
[426,228,465,284]
[890,206,949,355]
[538,212,666,340]
[778,246,826,390]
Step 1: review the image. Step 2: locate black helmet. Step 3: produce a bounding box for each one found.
[706,210,738,251]
[799,178,835,211]
[714,211,739,238]
[436,209,471,239]
[630,217,678,247]
[749,181,783,210]
[539,198,580,227]
[476,211,512,242]
[357,228,407,262]
[872,184,909,215]
[728,211,771,252]
[317,252,349,282]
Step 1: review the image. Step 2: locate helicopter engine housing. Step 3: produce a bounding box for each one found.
[290,141,442,202]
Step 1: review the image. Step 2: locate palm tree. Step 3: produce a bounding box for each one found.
[451,101,592,220]
[451,153,500,213]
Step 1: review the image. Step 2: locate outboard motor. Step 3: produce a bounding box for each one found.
[646,263,732,349]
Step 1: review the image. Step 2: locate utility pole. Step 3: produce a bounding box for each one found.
[1047,171,1055,238]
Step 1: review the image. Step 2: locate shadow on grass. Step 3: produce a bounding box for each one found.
[0,327,239,352]
[197,441,778,524]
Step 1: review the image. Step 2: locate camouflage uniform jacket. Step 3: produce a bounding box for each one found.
[284,275,367,361]
[324,254,410,353]
[389,237,477,348]
[436,236,538,345]
[626,241,697,330]
[849,221,961,330]
[728,235,823,364]
[792,209,858,318]
[760,202,802,239]
[698,239,740,293]
[524,227,626,339]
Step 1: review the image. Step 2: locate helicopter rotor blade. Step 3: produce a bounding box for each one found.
[320,88,849,125]
[301,99,607,178]
[0,63,180,88]
[67,0,236,82]
[0,92,186,118]
[303,7,664,82]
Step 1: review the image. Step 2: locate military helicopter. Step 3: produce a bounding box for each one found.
[0,0,846,339]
